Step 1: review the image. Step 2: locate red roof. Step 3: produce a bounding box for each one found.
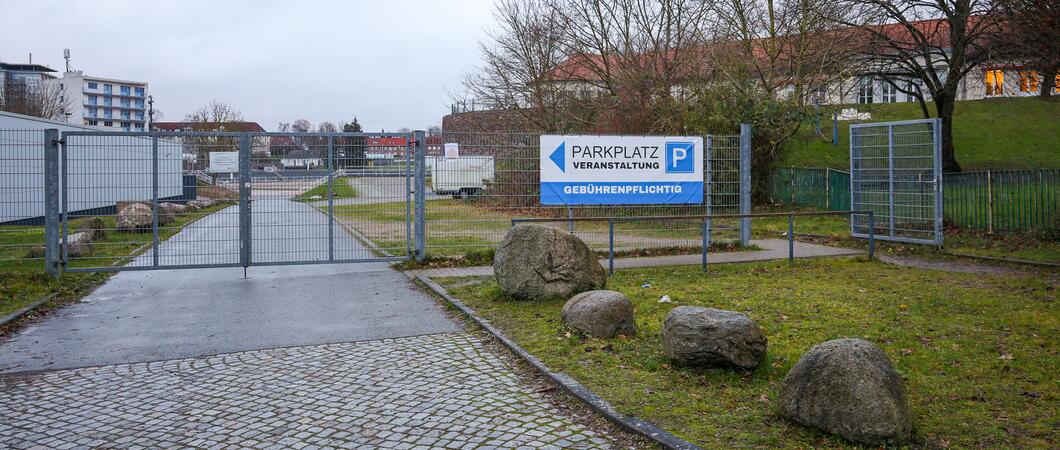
[152,121,266,132]
[366,137,409,147]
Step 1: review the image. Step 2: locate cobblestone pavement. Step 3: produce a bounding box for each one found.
[0,333,612,449]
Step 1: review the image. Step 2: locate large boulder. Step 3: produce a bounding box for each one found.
[493,224,606,301]
[561,290,637,338]
[662,306,767,369]
[778,338,913,446]
[66,231,94,257]
[116,202,153,232]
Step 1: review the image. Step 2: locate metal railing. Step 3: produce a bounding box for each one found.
[512,210,875,275]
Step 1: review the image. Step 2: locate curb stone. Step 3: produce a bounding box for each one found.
[412,272,702,450]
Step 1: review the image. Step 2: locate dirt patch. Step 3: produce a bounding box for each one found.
[879,255,1026,276]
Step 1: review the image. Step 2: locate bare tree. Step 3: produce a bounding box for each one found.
[998,0,1059,98]
[185,100,244,124]
[839,0,1005,172]
[0,79,70,120]
[462,0,573,131]
[317,121,337,133]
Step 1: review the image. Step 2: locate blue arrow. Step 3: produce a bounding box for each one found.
[550,142,565,172]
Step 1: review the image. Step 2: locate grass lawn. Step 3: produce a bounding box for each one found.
[336,199,747,258]
[751,207,1060,264]
[439,258,1058,448]
[295,177,358,201]
[781,97,1060,170]
[0,203,230,319]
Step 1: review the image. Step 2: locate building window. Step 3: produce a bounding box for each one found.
[134,99,144,108]
[103,97,112,106]
[122,122,131,131]
[881,81,897,103]
[857,78,874,104]
[104,109,112,119]
[135,112,145,121]
[985,70,1004,96]
[87,82,97,89]
[87,120,98,126]
[103,84,112,94]
[86,107,96,117]
[1018,71,1039,93]
[87,95,97,105]
[104,121,113,127]
[134,87,145,97]
[121,98,130,107]
[134,125,144,131]
[120,86,130,96]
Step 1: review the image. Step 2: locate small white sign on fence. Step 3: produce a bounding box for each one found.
[209,152,239,173]
[444,143,460,159]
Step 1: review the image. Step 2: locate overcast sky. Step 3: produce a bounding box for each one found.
[1,0,496,131]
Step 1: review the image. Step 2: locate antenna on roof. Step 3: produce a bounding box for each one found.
[63,49,71,72]
[28,53,32,64]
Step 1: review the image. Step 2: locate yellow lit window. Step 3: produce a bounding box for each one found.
[985,70,1004,96]
[1019,71,1039,92]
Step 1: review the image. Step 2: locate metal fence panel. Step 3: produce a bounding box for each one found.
[850,119,942,245]
[421,131,748,257]
[54,131,412,272]
[0,129,48,268]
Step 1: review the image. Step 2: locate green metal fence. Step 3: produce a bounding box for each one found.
[767,167,850,211]
[768,167,1060,233]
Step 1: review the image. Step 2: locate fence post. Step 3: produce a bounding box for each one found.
[151,137,160,268]
[887,124,896,238]
[790,167,795,205]
[44,129,61,278]
[986,169,994,233]
[787,214,794,263]
[608,219,614,276]
[702,218,710,273]
[832,113,838,145]
[327,136,335,261]
[414,130,427,261]
[238,133,252,270]
[739,123,752,246]
[825,169,831,210]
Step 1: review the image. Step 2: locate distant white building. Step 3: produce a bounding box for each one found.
[46,71,149,131]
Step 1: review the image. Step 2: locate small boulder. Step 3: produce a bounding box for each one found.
[158,202,186,221]
[778,338,913,446]
[66,231,94,257]
[116,202,153,232]
[493,224,606,301]
[75,216,107,240]
[561,290,636,338]
[662,306,767,369]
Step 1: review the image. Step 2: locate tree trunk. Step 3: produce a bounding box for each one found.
[1040,68,1055,99]
[935,96,962,173]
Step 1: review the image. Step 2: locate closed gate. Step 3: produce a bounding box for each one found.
[52,131,417,272]
[849,118,942,245]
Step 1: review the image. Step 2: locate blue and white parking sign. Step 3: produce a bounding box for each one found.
[540,135,703,205]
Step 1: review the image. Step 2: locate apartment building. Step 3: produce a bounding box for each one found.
[48,71,149,131]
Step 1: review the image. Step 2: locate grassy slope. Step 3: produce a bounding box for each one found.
[780,97,1060,170]
[442,259,1058,449]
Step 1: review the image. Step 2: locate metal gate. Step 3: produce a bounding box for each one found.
[850,118,942,245]
[51,131,416,272]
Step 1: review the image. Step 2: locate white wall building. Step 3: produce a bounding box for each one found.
[46,71,149,131]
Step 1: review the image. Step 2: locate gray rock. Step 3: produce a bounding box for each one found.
[158,202,185,223]
[74,216,107,240]
[778,338,913,446]
[662,306,767,369]
[493,224,606,301]
[116,202,153,232]
[66,231,94,257]
[561,290,636,338]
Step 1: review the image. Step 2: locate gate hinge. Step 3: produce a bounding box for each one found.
[51,138,65,145]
